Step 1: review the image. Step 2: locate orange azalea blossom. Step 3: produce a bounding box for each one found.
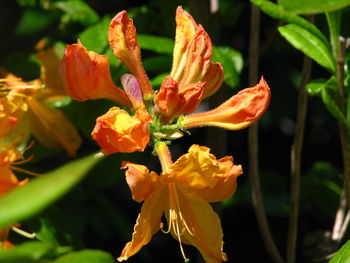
[59,41,132,107]
[181,77,271,130]
[0,147,30,197]
[1,54,82,157]
[118,143,242,262]
[154,7,223,122]
[91,107,151,154]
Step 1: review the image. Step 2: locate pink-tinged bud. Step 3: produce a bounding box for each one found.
[91,107,151,154]
[120,74,145,110]
[170,6,199,81]
[182,77,271,130]
[59,42,131,107]
[202,62,224,99]
[180,26,212,85]
[109,11,153,99]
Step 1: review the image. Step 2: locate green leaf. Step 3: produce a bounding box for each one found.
[212,46,243,88]
[142,56,172,72]
[278,24,336,72]
[0,241,71,263]
[250,0,329,45]
[54,249,115,263]
[0,153,103,228]
[326,11,342,57]
[55,0,99,26]
[78,16,111,53]
[150,73,168,87]
[306,77,337,96]
[329,239,350,263]
[138,34,174,55]
[278,0,350,14]
[322,88,348,125]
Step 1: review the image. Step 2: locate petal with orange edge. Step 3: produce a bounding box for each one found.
[170,6,198,81]
[117,188,166,262]
[60,42,131,107]
[109,11,153,99]
[121,161,160,202]
[202,62,224,99]
[182,77,271,130]
[154,76,180,117]
[175,190,228,263]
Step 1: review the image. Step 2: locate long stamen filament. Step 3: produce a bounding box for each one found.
[11,166,42,177]
[11,226,36,239]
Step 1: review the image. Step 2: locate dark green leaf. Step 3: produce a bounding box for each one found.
[138,34,174,55]
[0,153,103,228]
[142,56,172,72]
[54,249,115,263]
[78,16,111,53]
[326,11,342,56]
[212,46,243,88]
[329,239,350,263]
[278,24,336,72]
[16,0,35,6]
[0,241,71,263]
[55,0,99,26]
[278,0,350,14]
[250,0,329,45]
[150,73,168,87]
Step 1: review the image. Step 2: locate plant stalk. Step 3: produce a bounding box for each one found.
[248,4,284,263]
[286,54,312,263]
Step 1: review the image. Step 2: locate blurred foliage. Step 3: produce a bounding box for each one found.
[1,0,350,263]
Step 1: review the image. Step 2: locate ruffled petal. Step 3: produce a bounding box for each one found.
[121,161,160,202]
[202,62,224,99]
[117,188,166,262]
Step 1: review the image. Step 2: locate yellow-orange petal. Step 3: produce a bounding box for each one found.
[27,97,82,157]
[174,189,228,263]
[179,26,212,85]
[121,161,160,202]
[117,188,166,262]
[182,77,271,130]
[166,144,220,190]
[109,11,153,99]
[59,42,131,107]
[91,107,150,154]
[202,62,224,99]
[170,6,199,81]
[36,49,65,95]
[196,156,242,202]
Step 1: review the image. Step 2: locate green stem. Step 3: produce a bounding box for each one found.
[248,4,285,263]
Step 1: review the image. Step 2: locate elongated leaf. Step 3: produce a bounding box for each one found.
[250,0,329,46]
[329,239,350,263]
[326,11,341,56]
[278,0,350,14]
[278,24,336,72]
[54,249,115,263]
[138,34,174,55]
[322,88,348,126]
[0,241,71,263]
[0,153,103,228]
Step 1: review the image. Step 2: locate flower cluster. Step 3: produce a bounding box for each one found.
[60,6,271,263]
[0,49,82,249]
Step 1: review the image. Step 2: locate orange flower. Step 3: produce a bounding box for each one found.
[91,107,151,154]
[0,148,28,197]
[154,7,223,121]
[60,41,132,107]
[182,77,271,130]
[118,143,242,262]
[1,68,82,157]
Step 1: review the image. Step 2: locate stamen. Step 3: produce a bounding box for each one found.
[11,166,42,177]
[11,226,36,239]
